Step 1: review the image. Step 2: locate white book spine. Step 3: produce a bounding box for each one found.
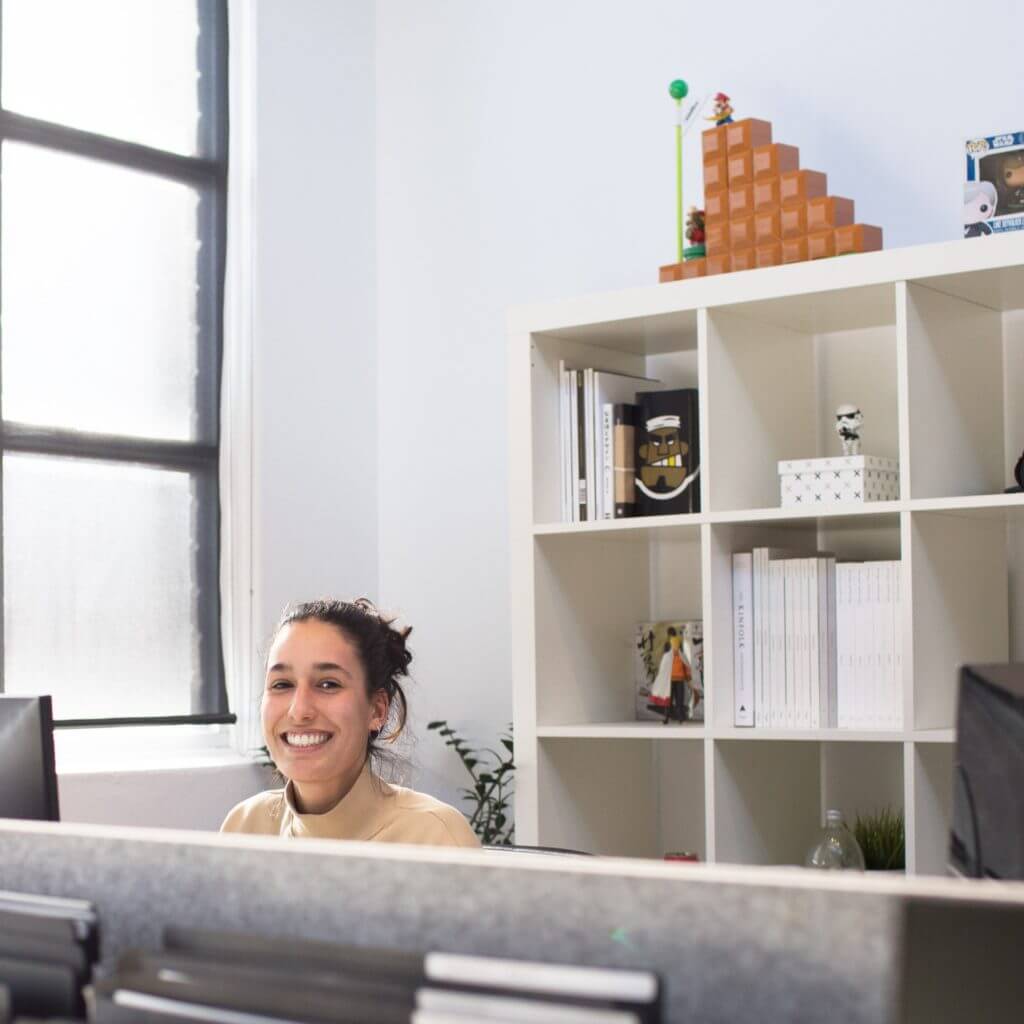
[851,564,864,730]
[589,368,598,524]
[770,562,785,730]
[783,561,796,730]
[799,558,811,730]
[826,557,837,728]
[869,563,882,730]
[753,548,768,729]
[807,558,821,730]
[601,403,614,520]
[570,370,581,522]
[882,561,895,730]
[558,360,569,521]
[733,552,754,727]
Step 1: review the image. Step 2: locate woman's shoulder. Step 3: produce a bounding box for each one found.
[377,783,480,848]
[220,787,286,834]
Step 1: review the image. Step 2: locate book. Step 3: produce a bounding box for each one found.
[575,371,587,521]
[559,360,571,521]
[768,561,786,729]
[634,620,704,723]
[752,547,805,729]
[612,404,637,518]
[633,389,700,516]
[732,552,754,727]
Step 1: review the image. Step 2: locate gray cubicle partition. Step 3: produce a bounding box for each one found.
[1,819,1022,1024]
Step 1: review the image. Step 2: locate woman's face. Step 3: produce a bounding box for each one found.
[261,620,388,800]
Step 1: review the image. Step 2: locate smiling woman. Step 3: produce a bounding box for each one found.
[219,599,479,847]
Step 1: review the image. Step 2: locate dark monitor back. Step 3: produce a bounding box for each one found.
[950,664,1024,880]
[896,894,1024,1022]
[0,696,59,822]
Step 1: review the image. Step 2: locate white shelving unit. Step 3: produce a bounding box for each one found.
[508,234,1024,875]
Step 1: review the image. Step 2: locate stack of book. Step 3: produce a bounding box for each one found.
[0,888,99,1020]
[557,363,700,521]
[92,925,664,1023]
[733,550,902,730]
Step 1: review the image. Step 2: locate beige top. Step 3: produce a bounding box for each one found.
[220,760,480,848]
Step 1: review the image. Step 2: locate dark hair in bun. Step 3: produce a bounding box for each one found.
[269,598,411,767]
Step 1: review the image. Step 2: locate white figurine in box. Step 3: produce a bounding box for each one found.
[835,404,863,456]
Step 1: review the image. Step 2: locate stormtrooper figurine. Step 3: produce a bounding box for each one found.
[835,404,863,456]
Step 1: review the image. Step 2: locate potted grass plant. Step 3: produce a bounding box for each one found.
[853,807,905,871]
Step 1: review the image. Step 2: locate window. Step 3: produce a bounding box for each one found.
[0,0,231,728]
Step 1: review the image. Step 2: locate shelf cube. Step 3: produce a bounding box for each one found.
[753,177,782,210]
[728,184,755,219]
[754,208,781,244]
[725,118,773,154]
[807,196,855,233]
[730,215,755,250]
[702,125,728,163]
[752,143,800,180]
[705,191,728,223]
[780,169,827,207]
[731,247,756,271]
[781,236,808,263]
[658,262,684,283]
[681,258,707,279]
[780,204,808,239]
[835,224,884,255]
[706,220,730,256]
[705,158,729,195]
[807,229,837,260]
[727,150,754,187]
[706,253,732,275]
[778,455,900,507]
[755,241,782,267]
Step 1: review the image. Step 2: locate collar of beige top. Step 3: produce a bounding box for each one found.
[282,759,391,840]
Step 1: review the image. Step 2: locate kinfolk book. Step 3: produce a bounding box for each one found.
[634,389,700,516]
[634,621,704,723]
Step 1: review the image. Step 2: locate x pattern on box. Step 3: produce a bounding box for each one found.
[779,456,899,507]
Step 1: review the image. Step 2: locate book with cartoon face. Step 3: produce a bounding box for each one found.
[634,620,704,722]
[634,389,701,516]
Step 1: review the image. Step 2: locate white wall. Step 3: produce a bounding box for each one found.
[374,0,1024,808]
[252,0,379,642]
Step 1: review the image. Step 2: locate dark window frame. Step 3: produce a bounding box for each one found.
[0,0,233,729]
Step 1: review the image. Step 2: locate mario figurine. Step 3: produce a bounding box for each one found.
[684,206,706,258]
[706,93,734,126]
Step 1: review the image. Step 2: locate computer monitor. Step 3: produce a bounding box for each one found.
[0,695,59,821]
[949,664,1024,880]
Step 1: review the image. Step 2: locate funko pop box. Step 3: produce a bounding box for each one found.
[965,131,1024,237]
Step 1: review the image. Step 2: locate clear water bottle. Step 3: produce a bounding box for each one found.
[804,809,866,870]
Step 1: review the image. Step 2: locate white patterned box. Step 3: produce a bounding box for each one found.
[778,455,900,507]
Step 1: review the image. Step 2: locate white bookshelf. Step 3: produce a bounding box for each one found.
[508,234,1024,875]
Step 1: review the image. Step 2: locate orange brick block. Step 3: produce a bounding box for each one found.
[834,223,883,255]
[807,229,836,260]
[705,158,728,195]
[725,118,772,154]
[753,177,781,210]
[731,247,756,271]
[680,258,707,279]
[705,191,728,224]
[730,215,755,250]
[706,220,731,256]
[780,203,809,239]
[781,237,809,263]
[753,207,781,244]
[728,184,755,219]
[702,125,728,163]
[807,196,855,233]
[756,242,782,267]
[752,143,799,180]
[780,169,827,207]
[705,253,732,275]
[727,150,754,187]
[659,262,684,282]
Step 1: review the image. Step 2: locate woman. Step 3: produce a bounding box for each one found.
[221,598,479,848]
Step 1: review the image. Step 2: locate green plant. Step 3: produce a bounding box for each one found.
[427,720,514,846]
[853,807,905,871]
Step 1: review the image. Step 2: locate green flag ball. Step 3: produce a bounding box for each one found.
[669,79,688,101]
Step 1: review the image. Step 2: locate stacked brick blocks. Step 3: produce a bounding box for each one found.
[660,118,883,282]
